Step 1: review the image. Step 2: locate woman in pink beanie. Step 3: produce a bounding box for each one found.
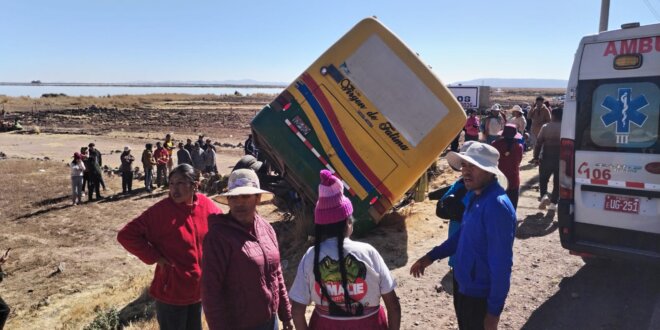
[289,170,401,330]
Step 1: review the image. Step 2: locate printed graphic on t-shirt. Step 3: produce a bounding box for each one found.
[315,253,367,305]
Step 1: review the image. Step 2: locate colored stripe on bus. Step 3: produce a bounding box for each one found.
[297,74,393,200]
[284,118,356,196]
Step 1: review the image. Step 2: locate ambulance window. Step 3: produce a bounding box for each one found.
[576,79,659,153]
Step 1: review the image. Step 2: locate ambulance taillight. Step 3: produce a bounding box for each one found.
[559,138,575,200]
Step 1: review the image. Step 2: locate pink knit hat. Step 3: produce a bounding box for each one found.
[315,170,353,225]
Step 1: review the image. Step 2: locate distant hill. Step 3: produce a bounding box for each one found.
[451,78,568,88]
[128,79,288,86]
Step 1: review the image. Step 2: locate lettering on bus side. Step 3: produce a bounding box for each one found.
[335,78,411,151]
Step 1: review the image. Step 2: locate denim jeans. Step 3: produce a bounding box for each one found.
[144,168,153,191]
[155,301,202,330]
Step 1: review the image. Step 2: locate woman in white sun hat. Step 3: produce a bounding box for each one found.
[202,169,293,330]
[410,142,516,330]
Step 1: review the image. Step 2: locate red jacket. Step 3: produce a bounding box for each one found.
[153,147,170,165]
[201,213,292,329]
[117,193,221,305]
[491,138,523,190]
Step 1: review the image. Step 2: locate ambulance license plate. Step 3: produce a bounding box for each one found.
[604,195,640,214]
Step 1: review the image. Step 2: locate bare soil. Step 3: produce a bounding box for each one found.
[0,90,658,330]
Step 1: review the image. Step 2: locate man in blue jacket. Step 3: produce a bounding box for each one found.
[411,142,516,330]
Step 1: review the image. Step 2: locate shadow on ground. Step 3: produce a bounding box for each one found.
[119,287,156,326]
[523,260,660,329]
[360,211,409,269]
[516,211,557,239]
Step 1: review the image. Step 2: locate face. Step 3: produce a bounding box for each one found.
[169,173,197,204]
[227,194,261,225]
[460,161,495,194]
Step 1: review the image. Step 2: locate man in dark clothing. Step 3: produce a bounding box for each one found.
[184,139,194,154]
[197,135,207,151]
[88,143,106,191]
[177,142,193,166]
[533,108,563,211]
[244,134,259,158]
[85,143,103,200]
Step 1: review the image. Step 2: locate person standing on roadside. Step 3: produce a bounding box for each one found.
[289,170,401,330]
[70,152,86,205]
[119,146,136,194]
[164,133,176,174]
[184,138,194,154]
[528,96,552,147]
[85,144,103,201]
[191,143,205,173]
[410,142,516,330]
[88,143,106,191]
[533,108,563,211]
[141,143,157,193]
[154,142,170,187]
[80,147,89,196]
[491,124,524,209]
[202,143,216,174]
[201,169,293,330]
[0,248,11,330]
[177,142,193,167]
[118,164,221,330]
[197,134,207,151]
[464,109,480,142]
[484,104,505,144]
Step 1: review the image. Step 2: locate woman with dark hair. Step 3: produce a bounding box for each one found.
[289,170,401,330]
[118,164,221,330]
[70,152,86,205]
[491,124,524,209]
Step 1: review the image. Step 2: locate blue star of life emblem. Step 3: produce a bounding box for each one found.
[601,88,649,134]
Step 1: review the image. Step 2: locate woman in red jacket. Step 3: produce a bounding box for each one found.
[201,169,293,330]
[117,164,221,330]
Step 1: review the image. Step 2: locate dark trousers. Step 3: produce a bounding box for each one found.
[81,172,88,192]
[464,134,479,142]
[87,174,102,200]
[0,296,9,330]
[506,188,519,210]
[121,172,133,193]
[539,157,559,203]
[450,133,461,152]
[155,301,202,330]
[453,277,487,330]
[156,164,168,187]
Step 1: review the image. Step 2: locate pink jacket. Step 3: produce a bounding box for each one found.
[201,213,292,329]
[117,193,221,305]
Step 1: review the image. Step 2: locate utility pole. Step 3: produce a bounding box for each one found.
[599,0,610,32]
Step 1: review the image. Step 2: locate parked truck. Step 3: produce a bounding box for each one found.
[251,18,466,234]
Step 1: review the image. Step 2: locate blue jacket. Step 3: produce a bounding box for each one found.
[427,180,516,316]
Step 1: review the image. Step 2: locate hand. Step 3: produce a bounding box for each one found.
[282,320,294,330]
[409,255,433,278]
[484,313,500,330]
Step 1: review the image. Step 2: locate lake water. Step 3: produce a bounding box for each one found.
[0,85,284,98]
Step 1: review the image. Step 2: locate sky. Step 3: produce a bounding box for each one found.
[1,0,659,85]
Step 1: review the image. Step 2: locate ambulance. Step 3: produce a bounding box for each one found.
[251,18,466,234]
[558,23,660,262]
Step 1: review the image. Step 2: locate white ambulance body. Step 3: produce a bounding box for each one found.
[558,23,660,261]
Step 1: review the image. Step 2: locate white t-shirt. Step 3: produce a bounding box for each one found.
[289,238,396,319]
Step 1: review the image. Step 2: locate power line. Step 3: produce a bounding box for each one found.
[643,0,660,21]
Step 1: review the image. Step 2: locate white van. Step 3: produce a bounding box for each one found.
[558,23,660,262]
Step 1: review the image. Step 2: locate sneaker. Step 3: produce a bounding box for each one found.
[548,203,557,211]
[539,194,551,210]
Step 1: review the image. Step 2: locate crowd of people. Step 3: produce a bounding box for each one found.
[67,133,220,205]
[35,96,562,329]
[451,95,562,211]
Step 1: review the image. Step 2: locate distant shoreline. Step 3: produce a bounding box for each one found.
[0,82,288,89]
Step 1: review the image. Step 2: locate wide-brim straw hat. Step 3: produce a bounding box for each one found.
[509,105,524,114]
[446,142,508,190]
[212,169,272,204]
